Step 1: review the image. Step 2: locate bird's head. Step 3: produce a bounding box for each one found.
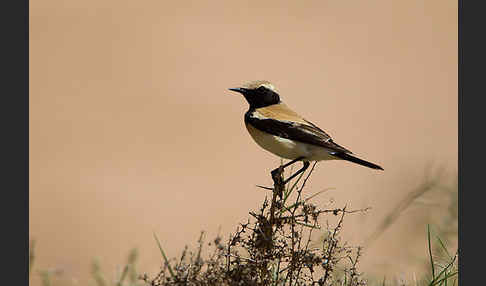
[229,80,281,108]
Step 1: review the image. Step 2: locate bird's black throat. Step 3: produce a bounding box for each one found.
[241,86,281,109]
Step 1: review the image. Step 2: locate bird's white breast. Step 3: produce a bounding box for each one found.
[245,123,337,161]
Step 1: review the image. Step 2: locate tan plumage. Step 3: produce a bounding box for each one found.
[254,103,308,124]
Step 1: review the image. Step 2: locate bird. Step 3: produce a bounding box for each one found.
[229,80,383,184]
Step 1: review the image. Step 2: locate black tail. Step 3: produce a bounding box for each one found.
[333,153,384,170]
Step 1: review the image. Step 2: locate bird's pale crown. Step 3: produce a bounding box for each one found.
[241,80,277,93]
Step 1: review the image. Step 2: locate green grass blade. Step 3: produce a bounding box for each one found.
[283,170,305,204]
[116,265,129,286]
[304,188,335,202]
[29,240,36,278]
[92,258,107,286]
[429,251,458,286]
[436,236,452,259]
[427,225,435,280]
[127,248,139,283]
[153,232,176,279]
[430,271,458,286]
[39,270,52,286]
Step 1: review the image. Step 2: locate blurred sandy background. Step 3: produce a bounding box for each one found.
[30,0,457,285]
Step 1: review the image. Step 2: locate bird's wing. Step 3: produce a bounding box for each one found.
[246,104,352,154]
[255,103,309,124]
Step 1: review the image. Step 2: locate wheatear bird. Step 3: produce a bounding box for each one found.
[229,80,383,184]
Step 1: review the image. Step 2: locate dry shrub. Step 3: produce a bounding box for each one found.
[142,163,369,286]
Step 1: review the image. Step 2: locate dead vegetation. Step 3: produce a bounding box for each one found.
[142,162,369,286]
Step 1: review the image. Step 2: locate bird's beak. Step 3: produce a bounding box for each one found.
[228,87,246,94]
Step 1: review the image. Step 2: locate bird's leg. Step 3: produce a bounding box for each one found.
[271,157,304,179]
[258,157,302,191]
[283,161,310,185]
[271,157,309,185]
